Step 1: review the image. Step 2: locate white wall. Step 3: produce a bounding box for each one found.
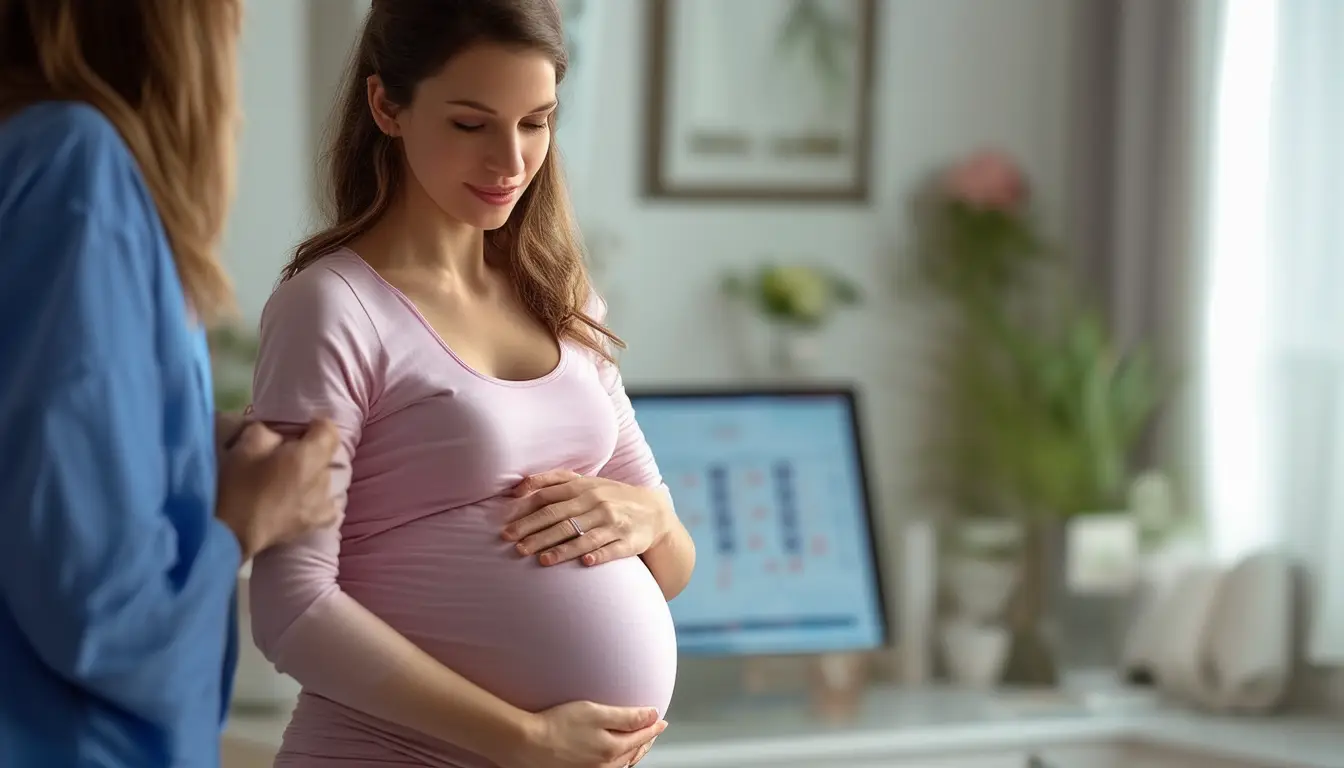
[578,0,1076,527]
[222,0,314,321]
[222,0,1077,530]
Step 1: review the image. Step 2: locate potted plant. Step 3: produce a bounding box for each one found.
[722,262,860,376]
[938,517,1020,687]
[982,307,1164,684]
[907,149,1171,685]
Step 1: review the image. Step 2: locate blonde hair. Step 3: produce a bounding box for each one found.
[0,0,242,325]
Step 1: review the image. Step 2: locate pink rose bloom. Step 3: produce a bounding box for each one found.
[942,150,1028,214]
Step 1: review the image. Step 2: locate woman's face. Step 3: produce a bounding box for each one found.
[370,43,557,231]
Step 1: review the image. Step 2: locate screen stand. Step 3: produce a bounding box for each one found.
[722,654,873,723]
[670,655,875,723]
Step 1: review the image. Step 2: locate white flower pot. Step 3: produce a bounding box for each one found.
[769,325,823,377]
[944,556,1020,622]
[940,618,1011,688]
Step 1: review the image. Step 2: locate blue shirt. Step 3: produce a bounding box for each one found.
[0,102,241,767]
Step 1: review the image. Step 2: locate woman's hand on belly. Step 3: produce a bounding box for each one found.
[502,470,673,568]
[499,700,667,768]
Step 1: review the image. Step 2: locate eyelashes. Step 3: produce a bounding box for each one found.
[451,122,548,133]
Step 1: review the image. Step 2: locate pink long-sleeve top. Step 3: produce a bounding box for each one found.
[246,249,678,767]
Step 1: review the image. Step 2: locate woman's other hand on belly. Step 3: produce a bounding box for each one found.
[498,700,667,768]
[502,470,697,599]
[501,471,672,567]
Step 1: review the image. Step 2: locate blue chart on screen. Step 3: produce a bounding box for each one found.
[628,390,887,657]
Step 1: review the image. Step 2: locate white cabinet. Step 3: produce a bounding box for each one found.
[1115,744,1265,768]
[878,744,1120,768]
[223,704,1328,768]
[221,734,1297,768]
[646,744,1122,768]
[856,756,1045,768]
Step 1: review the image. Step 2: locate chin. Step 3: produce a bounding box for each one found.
[479,211,515,231]
[452,196,518,231]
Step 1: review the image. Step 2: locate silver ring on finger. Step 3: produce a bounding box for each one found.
[567,516,584,537]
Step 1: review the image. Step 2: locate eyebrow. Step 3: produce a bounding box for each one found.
[446,99,557,116]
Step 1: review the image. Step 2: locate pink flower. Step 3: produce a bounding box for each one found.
[942,150,1028,214]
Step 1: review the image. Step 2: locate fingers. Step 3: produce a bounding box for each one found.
[608,721,667,758]
[510,468,581,497]
[280,421,340,529]
[501,479,587,525]
[587,704,660,732]
[501,489,594,539]
[300,418,341,456]
[308,502,338,526]
[611,731,658,767]
[527,521,617,566]
[286,419,339,481]
[574,539,633,568]
[276,462,339,545]
[514,508,598,555]
[232,421,283,456]
[301,473,337,525]
[215,411,249,450]
[621,737,656,767]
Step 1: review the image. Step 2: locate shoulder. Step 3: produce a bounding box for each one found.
[0,100,130,158]
[261,251,381,345]
[0,101,153,226]
[253,251,384,417]
[0,103,164,310]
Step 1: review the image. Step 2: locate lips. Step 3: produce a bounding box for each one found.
[466,184,518,206]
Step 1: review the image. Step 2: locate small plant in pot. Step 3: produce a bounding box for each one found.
[943,517,1022,622]
[722,262,860,376]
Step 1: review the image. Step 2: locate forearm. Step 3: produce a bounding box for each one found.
[382,652,535,761]
[252,577,535,760]
[641,507,696,601]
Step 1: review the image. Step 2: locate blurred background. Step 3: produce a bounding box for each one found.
[219,1,1344,766]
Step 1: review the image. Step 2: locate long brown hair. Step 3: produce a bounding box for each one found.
[0,0,241,325]
[286,0,620,360]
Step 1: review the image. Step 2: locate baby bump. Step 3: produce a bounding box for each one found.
[336,504,679,715]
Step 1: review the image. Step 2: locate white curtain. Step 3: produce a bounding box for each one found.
[1202,0,1344,664]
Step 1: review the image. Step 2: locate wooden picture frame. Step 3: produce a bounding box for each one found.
[643,0,879,202]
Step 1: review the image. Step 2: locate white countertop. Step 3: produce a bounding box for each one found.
[225,686,1344,768]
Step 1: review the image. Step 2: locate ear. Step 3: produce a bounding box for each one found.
[366,75,402,137]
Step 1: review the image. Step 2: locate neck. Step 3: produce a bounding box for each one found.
[361,176,489,283]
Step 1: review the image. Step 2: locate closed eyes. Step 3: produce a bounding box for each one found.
[452,121,548,133]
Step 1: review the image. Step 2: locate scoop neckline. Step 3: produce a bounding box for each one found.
[334,248,569,389]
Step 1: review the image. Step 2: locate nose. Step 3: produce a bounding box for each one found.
[484,130,526,179]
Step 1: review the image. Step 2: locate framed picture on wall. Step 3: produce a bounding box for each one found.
[643,0,878,202]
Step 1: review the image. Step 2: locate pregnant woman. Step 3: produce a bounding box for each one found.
[246,1,695,766]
